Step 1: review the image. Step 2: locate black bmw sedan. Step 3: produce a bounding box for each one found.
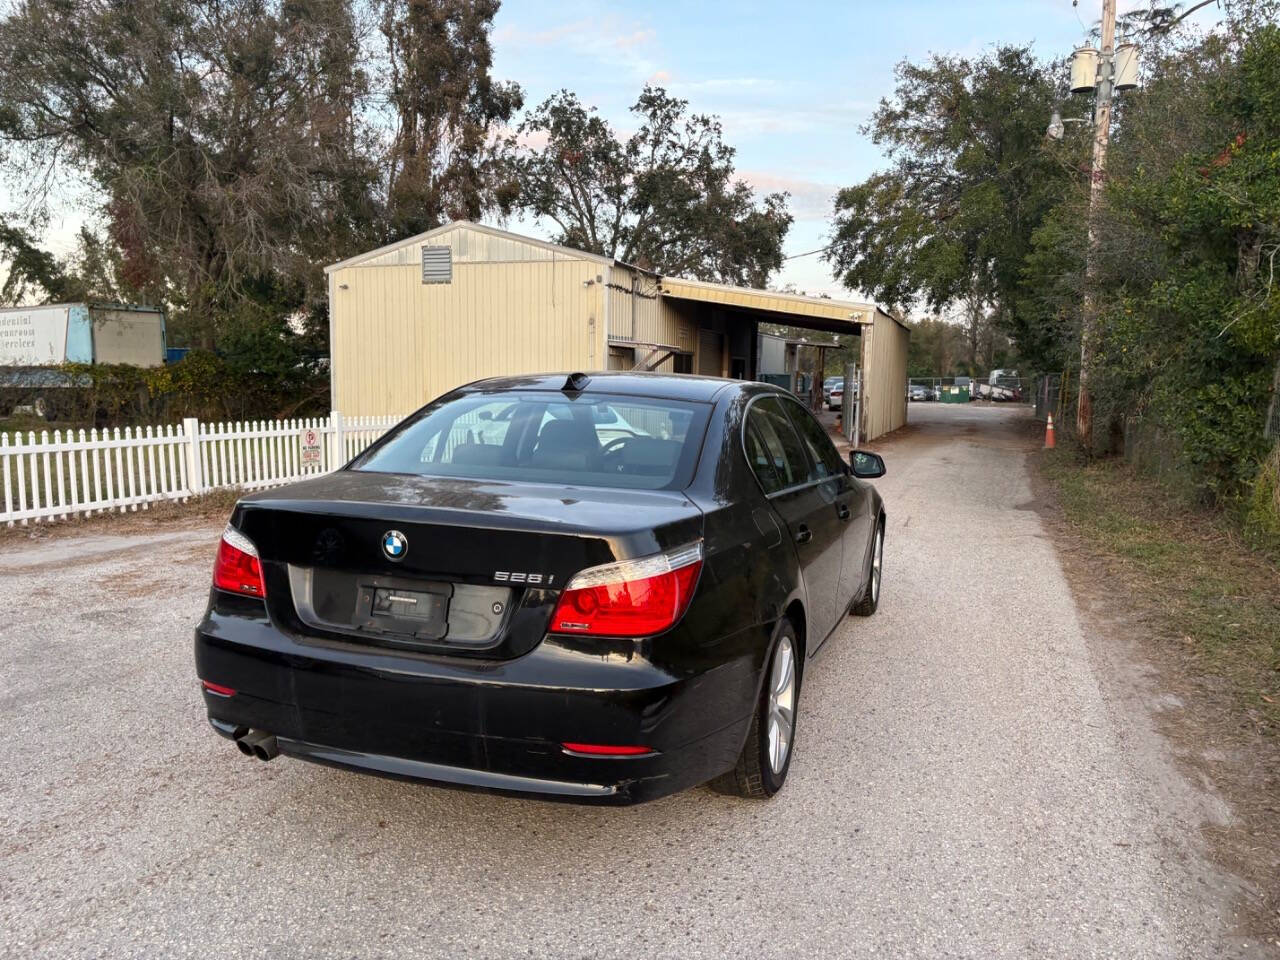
[195,372,887,804]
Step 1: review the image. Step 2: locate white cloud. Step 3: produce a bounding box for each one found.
[736,170,838,222]
[494,16,662,81]
[717,99,877,136]
[677,76,774,92]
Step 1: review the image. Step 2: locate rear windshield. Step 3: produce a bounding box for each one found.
[350,391,711,490]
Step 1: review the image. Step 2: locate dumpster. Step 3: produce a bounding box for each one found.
[940,384,969,403]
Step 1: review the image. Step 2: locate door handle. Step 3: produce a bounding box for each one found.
[794,524,812,544]
[836,503,851,521]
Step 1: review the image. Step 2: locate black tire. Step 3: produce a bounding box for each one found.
[711,620,799,799]
[852,518,884,617]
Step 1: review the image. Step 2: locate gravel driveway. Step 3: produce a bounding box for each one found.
[0,404,1261,959]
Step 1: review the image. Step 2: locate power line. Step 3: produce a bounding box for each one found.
[782,243,833,261]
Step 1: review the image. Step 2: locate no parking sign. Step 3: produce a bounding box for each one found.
[300,427,323,465]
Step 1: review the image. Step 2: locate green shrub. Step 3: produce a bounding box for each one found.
[2,351,329,429]
[1244,444,1280,553]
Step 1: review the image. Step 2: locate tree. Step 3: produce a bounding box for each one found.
[824,46,1063,359]
[904,317,957,378]
[506,86,793,287]
[379,0,523,238]
[0,218,78,305]
[1087,19,1280,494]
[0,221,133,306]
[0,0,382,345]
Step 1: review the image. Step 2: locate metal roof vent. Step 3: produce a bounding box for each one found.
[421,245,452,284]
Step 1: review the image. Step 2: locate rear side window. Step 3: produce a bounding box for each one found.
[743,420,783,494]
[745,398,812,491]
[351,391,710,491]
[780,398,845,481]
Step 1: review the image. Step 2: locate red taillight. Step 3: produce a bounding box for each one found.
[201,680,236,697]
[213,525,266,598]
[562,743,656,757]
[548,542,703,637]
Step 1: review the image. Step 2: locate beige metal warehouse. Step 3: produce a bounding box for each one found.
[325,221,908,442]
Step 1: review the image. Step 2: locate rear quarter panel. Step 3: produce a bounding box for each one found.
[671,387,803,675]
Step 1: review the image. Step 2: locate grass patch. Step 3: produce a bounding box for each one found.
[1041,447,1280,734]
[0,412,97,436]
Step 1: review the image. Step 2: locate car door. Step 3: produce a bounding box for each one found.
[745,397,845,645]
[778,398,870,610]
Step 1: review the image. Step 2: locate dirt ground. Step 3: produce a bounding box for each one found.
[1026,438,1280,945]
[2,400,1276,958]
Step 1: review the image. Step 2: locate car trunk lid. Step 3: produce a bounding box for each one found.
[233,470,703,658]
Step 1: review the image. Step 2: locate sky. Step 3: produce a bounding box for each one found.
[2,0,1226,304]
[489,0,1224,299]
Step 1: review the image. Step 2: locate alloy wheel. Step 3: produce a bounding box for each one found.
[871,528,883,604]
[767,635,796,774]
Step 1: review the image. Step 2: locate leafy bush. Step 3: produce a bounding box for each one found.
[1081,23,1280,506]
[0,350,328,428]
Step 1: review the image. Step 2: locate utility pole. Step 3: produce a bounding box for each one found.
[1076,0,1117,444]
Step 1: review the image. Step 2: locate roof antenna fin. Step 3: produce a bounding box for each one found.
[562,372,591,393]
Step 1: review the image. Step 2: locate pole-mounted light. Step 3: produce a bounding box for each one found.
[1045,110,1091,141]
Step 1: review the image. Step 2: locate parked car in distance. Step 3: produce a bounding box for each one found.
[196,372,888,805]
[828,383,844,410]
[909,384,935,402]
[822,376,843,406]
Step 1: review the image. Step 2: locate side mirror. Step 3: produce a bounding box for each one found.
[849,450,886,479]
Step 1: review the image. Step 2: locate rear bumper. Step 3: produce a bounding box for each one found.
[195,608,760,805]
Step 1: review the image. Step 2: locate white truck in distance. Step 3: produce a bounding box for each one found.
[0,302,167,421]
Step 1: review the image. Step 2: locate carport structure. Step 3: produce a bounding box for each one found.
[327,221,909,442]
[646,275,910,443]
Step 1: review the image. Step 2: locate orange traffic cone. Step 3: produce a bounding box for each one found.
[1044,414,1056,449]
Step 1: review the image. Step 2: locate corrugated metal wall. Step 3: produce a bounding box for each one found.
[606,265,695,371]
[354,225,574,267]
[860,310,910,442]
[757,334,787,375]
[331,255,602,416]
[328,223,901,421]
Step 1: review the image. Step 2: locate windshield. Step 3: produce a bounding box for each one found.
[351,391,711,490]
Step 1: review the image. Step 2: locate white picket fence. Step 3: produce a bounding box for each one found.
[1,411,402,525]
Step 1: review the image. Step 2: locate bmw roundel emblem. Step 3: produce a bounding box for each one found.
[381,530,408,561]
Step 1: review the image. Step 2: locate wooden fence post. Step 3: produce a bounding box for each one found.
[183,417,203,495]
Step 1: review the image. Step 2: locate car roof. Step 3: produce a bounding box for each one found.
[454,371,777,403]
